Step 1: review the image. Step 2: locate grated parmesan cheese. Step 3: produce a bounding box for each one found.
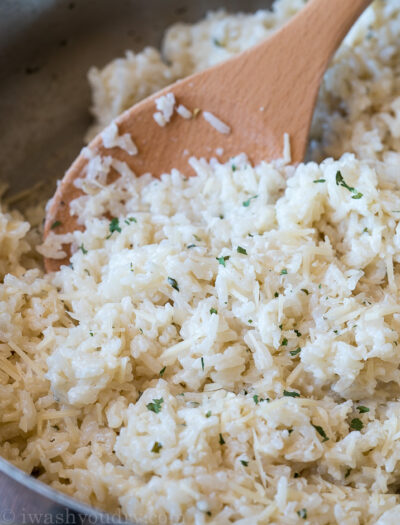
[283,132,291,164]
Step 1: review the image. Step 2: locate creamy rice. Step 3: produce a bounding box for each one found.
[2,1,400,524]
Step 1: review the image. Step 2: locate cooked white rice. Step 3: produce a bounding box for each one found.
[153,93,176,127]
[2,1,400,524]
[176,104,193,120]
[202,111,231,134]
[101,122,138,156]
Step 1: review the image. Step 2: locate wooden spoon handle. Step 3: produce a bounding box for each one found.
[216,0,372,161]
[279,0,373,71]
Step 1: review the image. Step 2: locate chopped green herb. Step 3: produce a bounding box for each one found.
[242,195,258,207]
[146,398,164,414]
[84,269,91,276]
[301,288,309,295]
[187,244,196,249]
[350,418,363,431]
[345,468,352,478]
[216,255,230,266]
[109,217,121,235]
[219,433,225,445]
[79,243,88,255]
[193,234,202,241]
[313,179,326,183]
[294,472,300,478]
[333,329,339,334]
[297,508,307,519]
[288,428,294,434]
[279,324,283,330]
[237,246,247,255]
[126,217,137,223]
[240,460,249,467]
[280,269,288,275]
[89,331,93,337]
[318,284,322,289]
[248,319,253,324]
[159,366,166,377]
[205,410,212,418]
[213,38,223,47]
[201,357,205,371]
[281,338,288,346]
[210,308,218,315]
[335,170,363,199]
[362,227,369,234]
[335,170,351,189]
[283,390,300,398]
[231,164,237,171]
[167,277,179,291]
[290,347,301,356]
[357,405,370,413]
[219,215,224,219]
[252,395,268,404]
[294,329,302,337]
[312,424,329,442]
[50,220,62,229]
[151,441,162,453]
[274,292,279,298]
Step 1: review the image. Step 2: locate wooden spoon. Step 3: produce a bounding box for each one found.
[44,0,371,272]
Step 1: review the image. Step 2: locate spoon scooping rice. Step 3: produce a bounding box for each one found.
[44,0,371,272]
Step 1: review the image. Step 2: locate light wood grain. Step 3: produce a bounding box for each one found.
[44,0,371,272]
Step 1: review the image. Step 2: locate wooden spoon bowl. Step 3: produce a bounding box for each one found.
[44,0,371,272]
